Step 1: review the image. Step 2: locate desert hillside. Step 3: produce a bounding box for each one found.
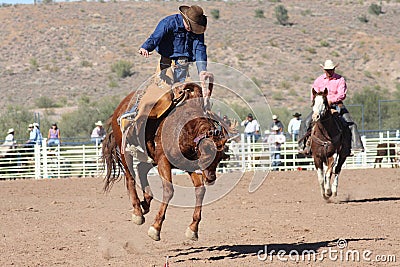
[1,0,399,119]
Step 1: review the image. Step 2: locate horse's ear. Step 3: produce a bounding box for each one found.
[312,88,317,97]
[323,88,328,96]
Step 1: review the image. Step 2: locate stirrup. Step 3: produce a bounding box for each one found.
[118,111,137,126]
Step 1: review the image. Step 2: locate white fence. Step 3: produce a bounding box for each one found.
[0,133,399,180]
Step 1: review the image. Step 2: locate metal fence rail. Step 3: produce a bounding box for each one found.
[0,133,399,180]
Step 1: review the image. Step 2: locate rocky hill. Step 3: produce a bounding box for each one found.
[1,0,399,122]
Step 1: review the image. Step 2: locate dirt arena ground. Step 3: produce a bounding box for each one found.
[0,168,399,267]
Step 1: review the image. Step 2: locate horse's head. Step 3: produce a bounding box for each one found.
[196,129,229,185]
[312,88,329,122]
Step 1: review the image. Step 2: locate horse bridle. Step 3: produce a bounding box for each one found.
[193,128,225,152]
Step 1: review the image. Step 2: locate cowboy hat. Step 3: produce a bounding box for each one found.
[320,59,338,70]
[272,114,278,120]
[28,124,33,128]
[7,128,14,134]
[293,112,302,117]
[247,113,253,118]
[95,121,103,126]
[179,5,207,34]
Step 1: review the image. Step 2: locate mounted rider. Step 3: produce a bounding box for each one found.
[299,60,364,155]
[120,5,212,127]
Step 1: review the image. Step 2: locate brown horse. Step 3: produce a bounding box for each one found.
[102,81,229,241]
[310,88,351,199]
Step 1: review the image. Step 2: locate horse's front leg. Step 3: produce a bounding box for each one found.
[314,158,326,199]
[123,154,145,225]
[185,172,206,241]
[324,156,335,198]
[148,157,173,241]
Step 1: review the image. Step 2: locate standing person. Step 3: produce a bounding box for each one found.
[299,60,364,155]
[288,112,302,141]
[2,128,16,147]
[241,113,260,142]
[138,5,208,84]
[47,123,61,147]
[267,125,286,171]
[91,121,106,144]
[270,115,284,134]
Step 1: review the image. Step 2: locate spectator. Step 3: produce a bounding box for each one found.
[32,122,43,146]
[288,112,302,141]
[26,123,42,147]
[2,128,16,147]
[241,113,260,142]
[91,121,106,144]
[270,114,284,134]
[267,125,286,171]
[47,123,61,147]
[222,115,231,127]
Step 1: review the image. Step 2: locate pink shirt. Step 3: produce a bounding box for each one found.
[312,73,347,104]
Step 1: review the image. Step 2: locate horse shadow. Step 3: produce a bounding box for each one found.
[340,196,400,204]
[169,238,380,262]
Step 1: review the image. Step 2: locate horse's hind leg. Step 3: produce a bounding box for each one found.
[185,172,206,241]
[124,154,145,225]
[137,162,153,215]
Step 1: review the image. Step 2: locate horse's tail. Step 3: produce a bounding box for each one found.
[102,127,124,192]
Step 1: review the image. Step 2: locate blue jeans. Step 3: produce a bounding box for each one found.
[173,57,189,83]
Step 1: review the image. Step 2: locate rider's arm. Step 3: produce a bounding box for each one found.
[194,34,207,73]
[140,17,171,53]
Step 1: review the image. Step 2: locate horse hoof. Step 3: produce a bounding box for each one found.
[322,194,330,200]
[325,189,332,197]
[132,214,145,225]
[148,226,160,241]
[185,227,198,241]
[332,191,337,197]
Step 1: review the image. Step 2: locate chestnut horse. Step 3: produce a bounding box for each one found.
[102,81,229,241]
[310,88,351,200]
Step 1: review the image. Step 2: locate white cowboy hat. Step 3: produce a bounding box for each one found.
[28,123,33,128]
[320,59,338,70]
[95,120,103,126]
[272,115,278,120]
[7,128,14,134]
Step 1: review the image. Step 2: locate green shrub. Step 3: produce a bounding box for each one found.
[358,14,369,23]
[35,96,60,108]
[30,58,39,71]
[320,40,329,47]
[111,60,133,78]
[368,3,382,15]
[210,9,220,20]
[275,5,289,25]
[255,9,265,18]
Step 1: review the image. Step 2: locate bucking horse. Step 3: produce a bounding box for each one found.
[102,74,230,241]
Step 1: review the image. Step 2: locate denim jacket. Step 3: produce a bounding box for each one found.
[141,14,207,73]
